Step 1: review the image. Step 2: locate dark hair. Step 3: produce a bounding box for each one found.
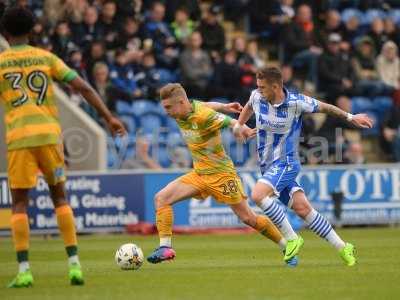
[1,6,35,37]
[256,67,283,86]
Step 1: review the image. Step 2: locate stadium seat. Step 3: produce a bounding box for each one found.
[138,112,166,134]
[157,68,176,84]
[166,116,180,133]
[341,8,363,23]
[132,100,158,115]
[371,96,393,115]
[351,97,373,114]
[119,114,138,135]
[156,146,172,168]
[228,141,250,166]
[116,101,134,115]
[388,9,400,25]
[363,9,387,25]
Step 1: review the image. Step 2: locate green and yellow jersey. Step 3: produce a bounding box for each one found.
[0,44,78,150]
[177,100,236,174]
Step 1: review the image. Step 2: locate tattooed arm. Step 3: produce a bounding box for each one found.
[317,101,373,129]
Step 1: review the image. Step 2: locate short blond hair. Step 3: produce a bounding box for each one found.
[159,83,187,101]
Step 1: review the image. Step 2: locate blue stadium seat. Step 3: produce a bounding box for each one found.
[119,114,138,135]
[341,8,363,23]
[157,68,176,84]
[166,116,180,133]
[138,112,166,134]
[351,97,373,114]
[116,101,134,115]
[132,100,157,115]
[388,9,400,25]
[228,141,250,166]
[363,9,386,25]
[371,96,393,115]
[156,146,172,168]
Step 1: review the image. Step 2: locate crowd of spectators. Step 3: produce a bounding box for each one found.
[2,0,400,167]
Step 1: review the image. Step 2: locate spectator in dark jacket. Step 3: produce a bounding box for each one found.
[367,18,387,53]
[212,49,246,103]
[197,5,225,61]
[283,4,322,83]
[114,17,142,51]
[179,31,213,99]
[141,2,179,70]
[352,36,394,96]
[51,20,77,61]
[85,40,108,84]
[141,2,175,54]
[318,33,355,100]
[316,9,344,50]
[380,105,400,161]
[98,0,120,49]
[71,6,104,49]
[136,52,172,99]
[109,49,142,99]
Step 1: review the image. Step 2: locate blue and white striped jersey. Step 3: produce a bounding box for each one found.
[249,87,319,173]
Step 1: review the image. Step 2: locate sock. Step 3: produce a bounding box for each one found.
[258,197,298,240]
[156,206,173,247]
[66,245,80,266]
[254,215,285,248]
[160,237,172,247]
[19,261,30,273]
[305,209,345,250]
[56,205,80,264]
[11,214,30,272]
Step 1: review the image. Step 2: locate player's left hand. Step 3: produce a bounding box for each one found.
[108,117,127,136]
[224,102,243,114]
[351,114,374,129]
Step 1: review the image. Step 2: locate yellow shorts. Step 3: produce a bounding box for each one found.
[7,144,66,189]
[179,171,246,205]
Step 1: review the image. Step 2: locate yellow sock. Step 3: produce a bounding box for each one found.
[11,213,30,252]
[156,206,173,238]
[56,205,77,247]
[255,215,283,244]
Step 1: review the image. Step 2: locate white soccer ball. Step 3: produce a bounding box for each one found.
[115,243,144,270]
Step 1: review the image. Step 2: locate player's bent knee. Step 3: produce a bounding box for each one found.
[154,192,171,209]
[251,190,264,203]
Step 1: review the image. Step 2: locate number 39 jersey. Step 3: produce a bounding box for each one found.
[0,45,78,150]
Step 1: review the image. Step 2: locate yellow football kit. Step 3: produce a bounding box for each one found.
[0,45,77,188]
[177,101,246,204]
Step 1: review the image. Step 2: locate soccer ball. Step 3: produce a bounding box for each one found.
[115,243,144,270]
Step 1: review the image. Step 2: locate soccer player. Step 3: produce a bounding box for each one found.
[146,83,298,266]
[234,67,373,266]
[0,7,126,287]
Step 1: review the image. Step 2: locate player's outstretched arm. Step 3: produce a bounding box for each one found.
[203,101,243,114]
[237,102,254,126]
[68,76,127,136]
[232,102,255,141]
[317,101,373,129]
[229,119,256,143]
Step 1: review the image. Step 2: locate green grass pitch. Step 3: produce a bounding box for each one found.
[1,228,400,300]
